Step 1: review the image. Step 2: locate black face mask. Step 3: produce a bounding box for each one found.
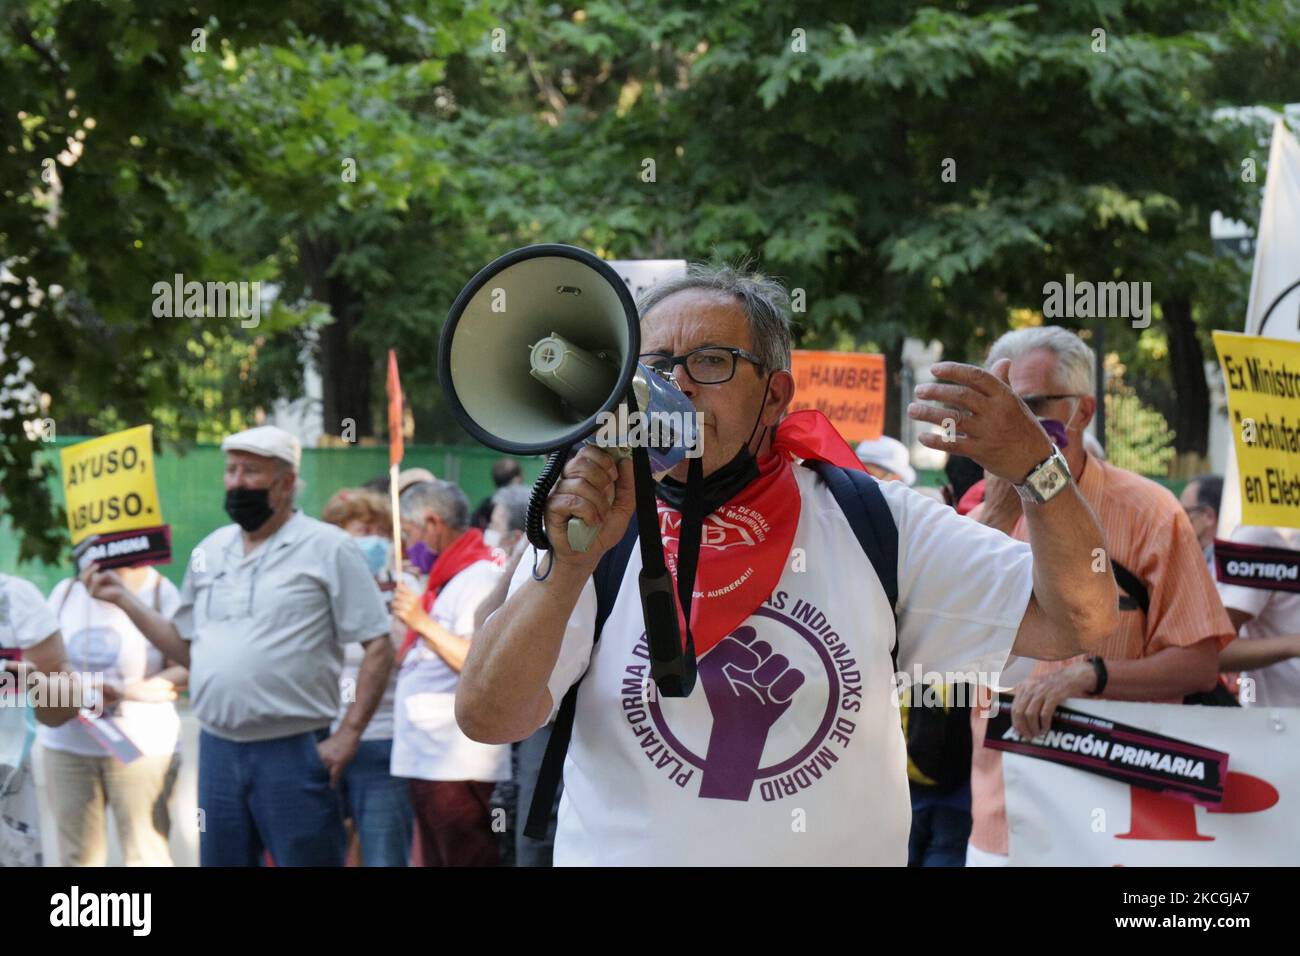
[224,487,274,532]
[655,437,760,515]
[655,377,769,516]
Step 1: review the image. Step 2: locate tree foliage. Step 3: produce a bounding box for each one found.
[3,0,1299,558]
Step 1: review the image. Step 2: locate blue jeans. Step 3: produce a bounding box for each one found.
[339,738,413,867]
[198,727,346,866]
[908,783,972,867]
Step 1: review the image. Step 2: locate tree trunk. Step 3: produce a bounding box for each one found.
[1163,295,1210,478]
[302,235,373,439]
[884,334,905,440]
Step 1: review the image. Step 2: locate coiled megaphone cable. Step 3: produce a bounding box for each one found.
[525,453,564,554]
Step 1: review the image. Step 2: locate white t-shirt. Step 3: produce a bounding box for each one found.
[334,570,417,742]
[40,571,183,758]
[508,466,1035,866]
[1,574,58,867]
[391,560,511,782]
[1,573,58,756]
[0,574,58,653]
[1216,525,1300,708]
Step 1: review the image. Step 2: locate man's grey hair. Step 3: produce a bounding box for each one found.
[273,459,305,502]
[491,483,531,533]
[400,479,470,532]
[986,325,1095,395]
[636,261,794,372]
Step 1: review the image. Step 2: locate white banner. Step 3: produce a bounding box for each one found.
[608,259,686,301]
[1220,119,1300,534]
[1004,699,1299,865]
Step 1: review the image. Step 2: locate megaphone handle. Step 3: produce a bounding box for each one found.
[566,445,632,553]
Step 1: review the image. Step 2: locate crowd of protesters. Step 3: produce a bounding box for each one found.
[0,426,543,867]
[3,324,1300,867]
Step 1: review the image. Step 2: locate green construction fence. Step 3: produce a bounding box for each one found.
[1,438,547,596]
[1,437,1189,599]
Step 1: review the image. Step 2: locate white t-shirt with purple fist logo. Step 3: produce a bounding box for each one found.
[509,466,1035,865]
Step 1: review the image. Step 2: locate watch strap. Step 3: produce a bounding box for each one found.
[1088,656,1108,696]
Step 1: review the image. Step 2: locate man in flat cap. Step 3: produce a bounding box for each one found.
[86,425,395,865]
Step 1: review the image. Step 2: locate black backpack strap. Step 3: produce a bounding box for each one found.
[523,515,639,840]
[806,461,900,670]
[1110,559,1150,616]
[1107,557,1231,705]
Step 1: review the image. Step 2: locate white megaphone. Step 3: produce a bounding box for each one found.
[439,244,698,552]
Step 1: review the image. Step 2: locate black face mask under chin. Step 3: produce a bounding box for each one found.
[655,439,760,515]
[225,487,275,532]
[656,388,768,515]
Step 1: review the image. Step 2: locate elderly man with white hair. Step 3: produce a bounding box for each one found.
[965,325,1234,866]
[85,425,394,866]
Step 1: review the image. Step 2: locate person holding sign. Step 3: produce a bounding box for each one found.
[84,425,394,866]
[965,326,1235,867]
[41,564,186,866]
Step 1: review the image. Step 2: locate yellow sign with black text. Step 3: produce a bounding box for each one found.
[1213,331,1300,529]
[60,425,171,569]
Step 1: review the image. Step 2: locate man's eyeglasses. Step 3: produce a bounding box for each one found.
[1020,393,1084,416]
[639,346,765,385]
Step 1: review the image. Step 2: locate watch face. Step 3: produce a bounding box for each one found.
[1033,469,1063,493]
[1028,456,1069,499]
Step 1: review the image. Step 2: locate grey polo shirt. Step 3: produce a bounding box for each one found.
[174,511,390,743]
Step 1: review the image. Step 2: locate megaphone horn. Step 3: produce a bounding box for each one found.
[440,243,700,697]
[439,244,643,555]
[439,244,641,457]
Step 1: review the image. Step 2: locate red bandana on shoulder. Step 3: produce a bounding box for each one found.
[655,409,864,656]
[397,528,495,664]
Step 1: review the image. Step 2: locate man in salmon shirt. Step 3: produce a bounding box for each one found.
[966,325,1236,866]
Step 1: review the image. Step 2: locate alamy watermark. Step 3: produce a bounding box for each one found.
[891,665,1008,716]
[0,668,105,715]
[50,886,151,936]
[151,274,262,328]
[592,406,704,459]
[1043,273,1150,329]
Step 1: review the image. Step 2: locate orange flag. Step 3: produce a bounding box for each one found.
[387,349,404,467]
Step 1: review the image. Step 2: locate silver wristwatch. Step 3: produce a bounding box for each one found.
[1014,444,1072,504]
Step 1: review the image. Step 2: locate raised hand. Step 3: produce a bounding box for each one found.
[909,359,1055,484]
[80,564,128,607]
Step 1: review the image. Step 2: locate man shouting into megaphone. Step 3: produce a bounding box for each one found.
[458,263,1118,866]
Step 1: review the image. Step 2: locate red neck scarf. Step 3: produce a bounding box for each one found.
[656,409,864,656]
[398,528,495,661]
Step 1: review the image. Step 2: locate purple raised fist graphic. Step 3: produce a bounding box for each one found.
[698,625,805,801]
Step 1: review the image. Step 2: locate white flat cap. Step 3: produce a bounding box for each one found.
[855,435,916,486]
[397,467,436,493]
[221,425,301,470]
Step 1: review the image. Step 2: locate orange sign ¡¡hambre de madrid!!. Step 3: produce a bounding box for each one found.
[789,351,885,443]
